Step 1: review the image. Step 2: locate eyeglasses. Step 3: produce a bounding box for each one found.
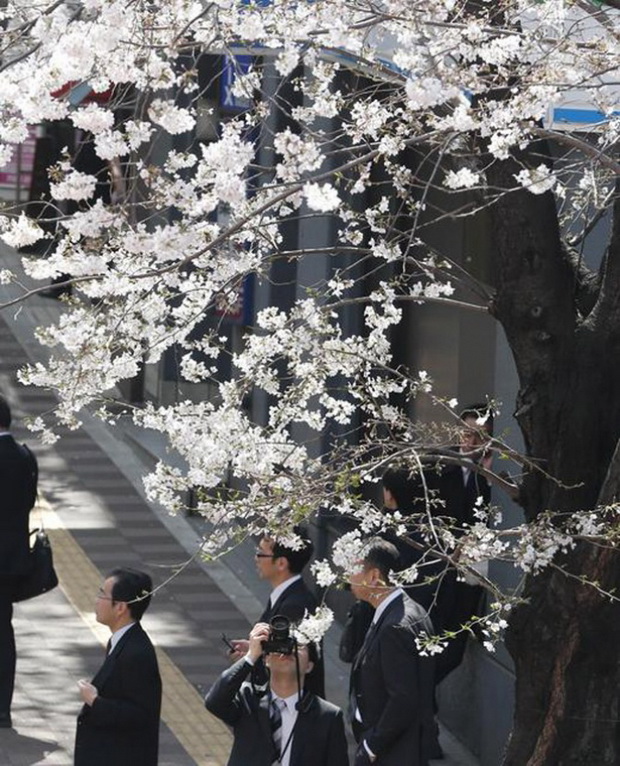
[96,587,114,601]
[255,549,275,559]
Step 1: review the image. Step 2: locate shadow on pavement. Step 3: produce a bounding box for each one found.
[0,729,60,765]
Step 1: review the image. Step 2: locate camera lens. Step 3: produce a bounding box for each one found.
[269,615,290,640]
[262,615,295,655]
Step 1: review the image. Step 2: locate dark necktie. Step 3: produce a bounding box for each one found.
[270,697,284,765]
[105,638,112,656]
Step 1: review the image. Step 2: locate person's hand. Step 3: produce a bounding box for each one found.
[78,679,98,706]
[248,623,271,663]
[227,639,249,661]
[354,742,376,765]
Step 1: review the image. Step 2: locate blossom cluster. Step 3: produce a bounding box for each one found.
[0,0,615,656]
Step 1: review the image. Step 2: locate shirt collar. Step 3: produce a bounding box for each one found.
[372,588,404,624]
[269,574,301,607]
[109,622,136,654]
[273,691,301,712]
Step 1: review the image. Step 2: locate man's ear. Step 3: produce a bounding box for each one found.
[367,566,382,587]
[384,488,396,509]
[275,556,289,574]
[115,600,129,617]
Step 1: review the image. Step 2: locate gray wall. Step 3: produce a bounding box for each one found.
[436,323,524,765]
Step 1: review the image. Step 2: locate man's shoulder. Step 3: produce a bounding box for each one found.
[382,593,431,632]
[314,696,343,717]
[0,436,36,464]
[281,577,315,603]
[401,595,433,635]
[303,693,342,719]
[272,578,317,614]
[120,623,157,656]
[0,434,19,455]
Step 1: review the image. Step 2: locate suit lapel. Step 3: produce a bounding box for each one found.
[352,620,378,670]
[92,623,139,689]
[270,578,301,617]
[289,695,315,766]
[353,595,401,669]
[257,692,273,754]
[91,651,116,689]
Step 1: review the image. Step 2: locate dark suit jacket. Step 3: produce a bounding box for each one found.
[350,593,435,766]
[260,577,319,625]
[74,623,162,766]
[439,463,491,530]
[0,435,38,583]
[432,463,490,680]
[205,658,349,766]
[260,578,325,697]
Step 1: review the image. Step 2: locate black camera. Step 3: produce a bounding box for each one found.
[262,615,297,655]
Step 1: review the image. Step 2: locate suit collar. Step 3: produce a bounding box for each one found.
[283,692,318,766]
[270,575,302,609]
[247,691,318,765]
[108,621,137,654]
[371,588,403,625]
[353,592,405,669]
[256,692,272,748]
[92,623,141,688]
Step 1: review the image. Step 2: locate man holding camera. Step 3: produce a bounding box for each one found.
[230,528,325,696]
[206,620,349,766]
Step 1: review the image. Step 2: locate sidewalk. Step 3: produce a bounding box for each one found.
[0,242,479,766]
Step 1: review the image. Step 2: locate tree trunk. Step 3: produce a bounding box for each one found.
[485,157,620,763]
[504,547,620,765]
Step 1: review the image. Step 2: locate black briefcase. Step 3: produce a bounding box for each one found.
[12,529,59,603]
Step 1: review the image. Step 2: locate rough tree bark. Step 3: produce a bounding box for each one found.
[487,152,620,764]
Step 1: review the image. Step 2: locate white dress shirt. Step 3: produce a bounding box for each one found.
[272,691,300,766]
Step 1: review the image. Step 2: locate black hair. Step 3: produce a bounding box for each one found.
[305,639,319,666]
[382,466,419,512]
[460,403,494,435]
[108,567,153,621]
[0,395,12,429]
[361,538,400,583]
[271,526,314,574]
[293,637,320,666]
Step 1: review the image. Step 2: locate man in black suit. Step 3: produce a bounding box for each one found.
[438,404,493,530]
[231,528,325,696]
[74,568,162,766]
[433,404,492,683]
[206,621,349,766]
[373,406,493,684]
[0,394,38,728]
[349,539,435,766]
[256,532,318,626]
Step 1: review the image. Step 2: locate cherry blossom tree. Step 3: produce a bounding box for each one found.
[0,0,620,762]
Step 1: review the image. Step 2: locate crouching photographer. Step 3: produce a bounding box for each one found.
[205,619,349,766]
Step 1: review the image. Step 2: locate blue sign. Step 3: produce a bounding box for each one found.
[220,55,254,112]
